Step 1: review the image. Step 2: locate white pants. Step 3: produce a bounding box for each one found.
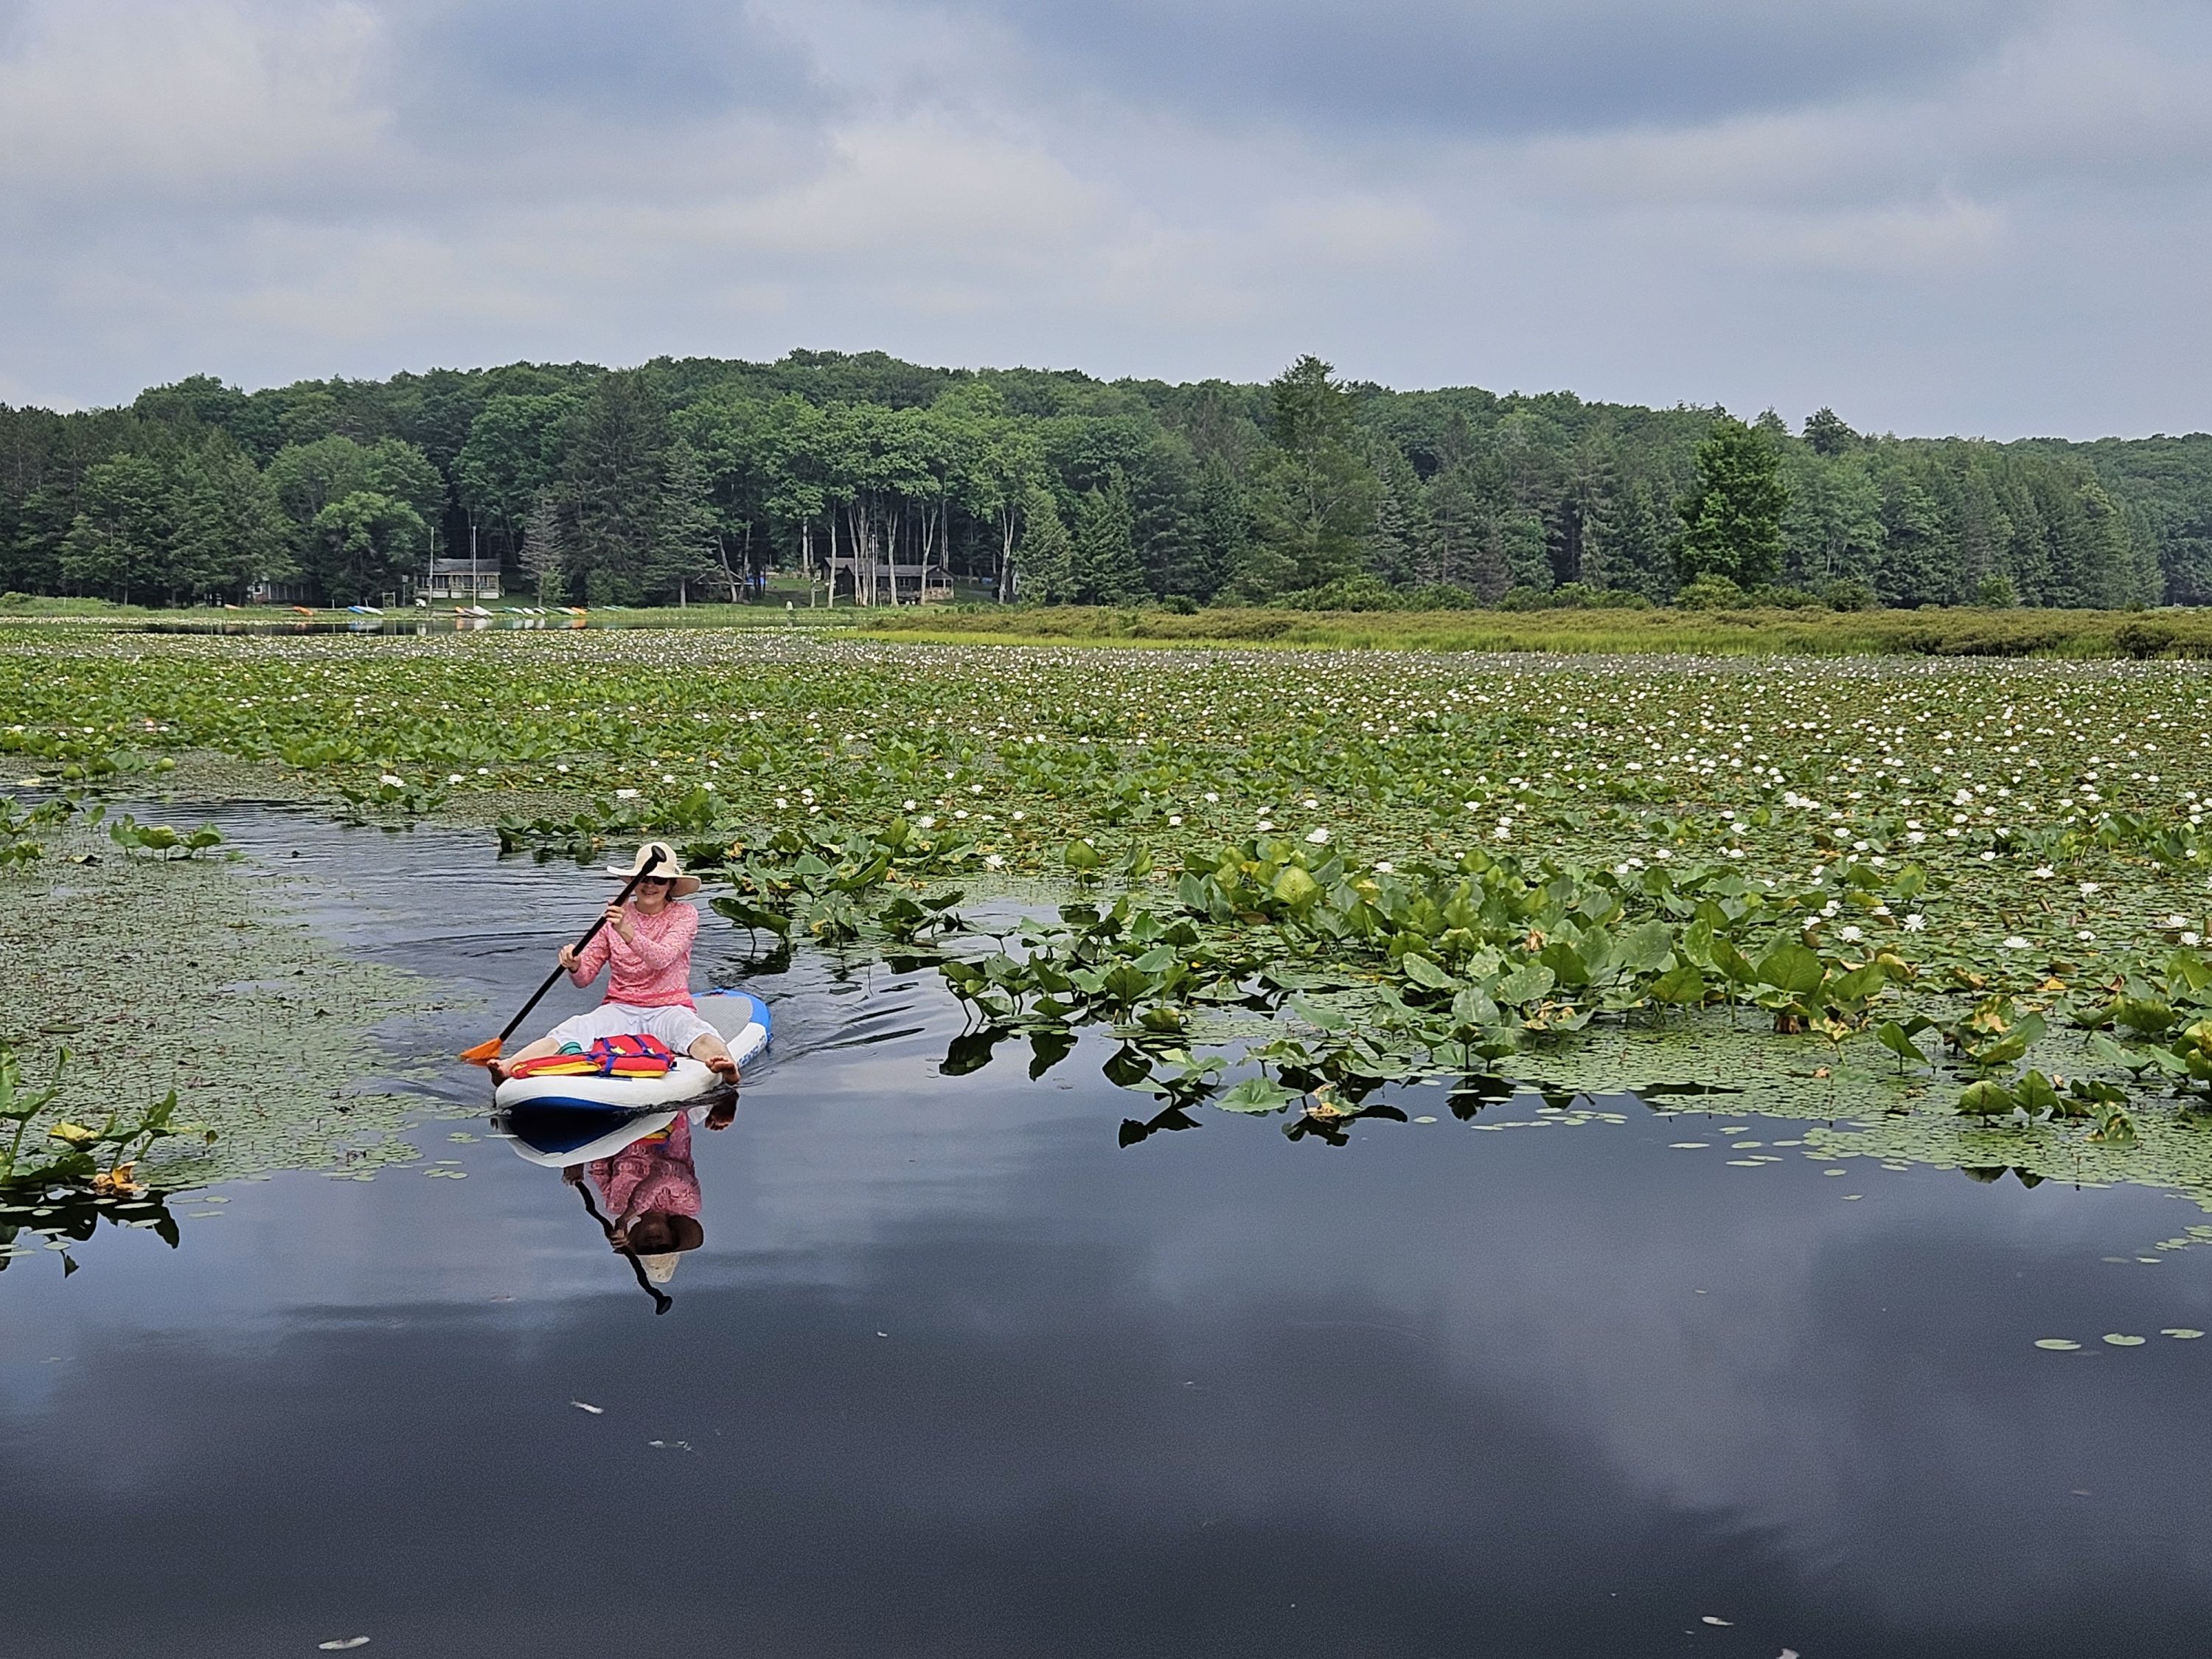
[543,1001,720,1055]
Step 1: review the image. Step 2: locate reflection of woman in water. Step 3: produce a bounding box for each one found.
[564,1098,732,1288]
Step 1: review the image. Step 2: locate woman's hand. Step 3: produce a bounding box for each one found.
[604,902,633,941]
[557,943,580,970]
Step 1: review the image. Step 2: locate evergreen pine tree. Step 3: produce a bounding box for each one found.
[520,488,567,605]
[656,438,723,603]
[1674,417,1789,587]
[1017,484,1074,602]
[1072,470,1144,604]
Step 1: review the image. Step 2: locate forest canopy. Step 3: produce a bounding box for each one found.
[1,349,2205,611]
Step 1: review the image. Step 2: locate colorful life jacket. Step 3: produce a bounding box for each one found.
[507,1033,679,1079]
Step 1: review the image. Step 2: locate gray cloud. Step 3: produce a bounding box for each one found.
[944,0,2051,136]
[390,0,823,122]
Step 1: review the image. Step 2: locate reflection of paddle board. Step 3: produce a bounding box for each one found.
[492,990,769,1113]
[499,1105,686,1166]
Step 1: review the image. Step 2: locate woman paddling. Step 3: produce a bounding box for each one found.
[489,841,740,1088]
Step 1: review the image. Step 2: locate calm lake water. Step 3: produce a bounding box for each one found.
[6,808,2212,1656]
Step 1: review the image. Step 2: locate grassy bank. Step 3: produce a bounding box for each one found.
[861,603,2212,658]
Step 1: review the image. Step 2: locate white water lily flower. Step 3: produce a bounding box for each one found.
[615,787,639,799]
[1012,810,1026,821]
[1256,819,1276,832]
[1167,815,1183,827]
[984,853,1004,869]
[1302,797,1318,809]
[1839,925,1864,942]
[1374,861,1394,874]
[2001,936,2031,950]
[775,797,787,807]
[2032,866,2055,879]
[380,773,403,787]
[2169,915,2191,928]
[1306,827,1330,844]
[448,773,463,784]
[1203,792,1219,802]
[2185,932,2203,947]
[904,799,917,810]
[1904,914,1927,931]
[2080,881,2101,895]
[2078,930,2095,942]
[914,815,936,828]
[1492,825,1511,840]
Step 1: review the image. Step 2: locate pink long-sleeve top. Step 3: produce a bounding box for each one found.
[590,1115,701,1219]
[568,899,700,1007]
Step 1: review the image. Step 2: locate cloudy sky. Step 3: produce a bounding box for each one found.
[1,0,2206,437]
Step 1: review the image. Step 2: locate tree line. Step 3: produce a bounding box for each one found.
[0,348,2205,610]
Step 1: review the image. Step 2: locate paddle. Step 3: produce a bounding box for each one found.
[573,1178,672,1315]
[460,849,664,1066]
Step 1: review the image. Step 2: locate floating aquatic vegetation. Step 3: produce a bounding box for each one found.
[1,816,445,1220]
[12,626,2212,1189]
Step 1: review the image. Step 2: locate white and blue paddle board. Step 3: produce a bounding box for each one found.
[492,989,769,1115]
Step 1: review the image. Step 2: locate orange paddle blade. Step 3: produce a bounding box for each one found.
[459,1036,504,1065]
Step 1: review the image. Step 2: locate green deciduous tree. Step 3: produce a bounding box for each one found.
[454,394,577,534]
[60,453,172,602]
[308,492,427,604]
[170,440,289,600]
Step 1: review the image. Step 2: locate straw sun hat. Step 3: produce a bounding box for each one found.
[606,839,701,898]
[635,1217,706,1284]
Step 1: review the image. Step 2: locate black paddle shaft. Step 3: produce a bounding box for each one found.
[495,851,664,1046]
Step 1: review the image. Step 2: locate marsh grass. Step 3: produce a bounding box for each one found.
[863,604,2212,658]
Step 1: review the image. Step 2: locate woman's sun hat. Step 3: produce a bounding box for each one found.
[635,1216,706,1284]
[607,839,700,897]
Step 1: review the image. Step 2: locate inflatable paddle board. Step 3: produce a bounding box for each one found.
[492,989,770,1113]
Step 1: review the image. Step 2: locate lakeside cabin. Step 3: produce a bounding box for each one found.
[423,557,502,602]
[825,554,951,605]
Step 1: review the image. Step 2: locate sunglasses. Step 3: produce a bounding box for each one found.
[636,875,674,886]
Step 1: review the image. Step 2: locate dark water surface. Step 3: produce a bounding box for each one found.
[7,809,2212,1657]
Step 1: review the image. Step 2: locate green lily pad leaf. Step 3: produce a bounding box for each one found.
[1495,961,1555,1006]
[1398,952,1454,991]
[2102,1333,2148,1346]
[1216,1077,1300,1115]
[1756,942,1824,995]
[1956,1079,2015,1116]
[2033,1338,2082,1351]
[2162,1328,2205,1340]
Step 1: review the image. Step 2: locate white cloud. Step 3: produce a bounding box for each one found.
[0,0,385,204]
[0,0,2206,436]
